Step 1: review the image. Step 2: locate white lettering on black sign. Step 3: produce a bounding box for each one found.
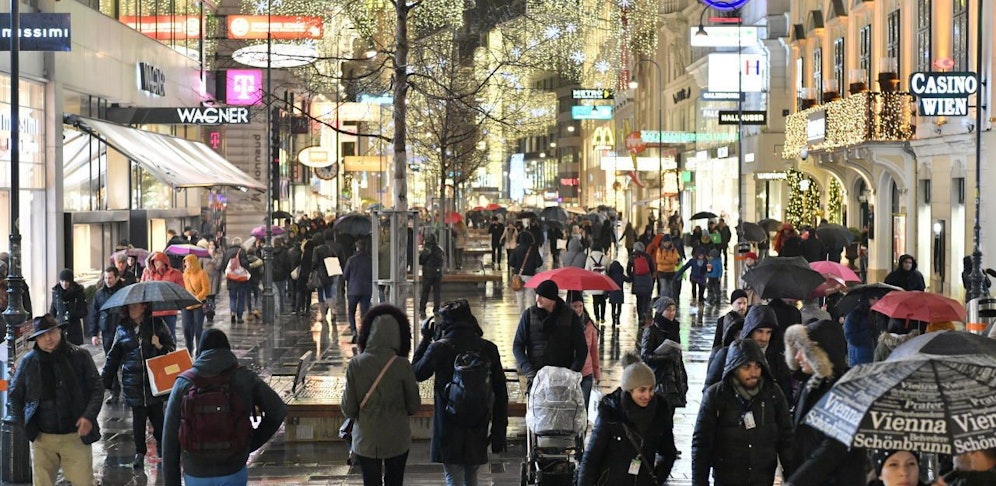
[909,71,978,117]
[175,107,250,124]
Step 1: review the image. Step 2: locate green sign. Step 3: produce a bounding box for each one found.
[640,130,738,144]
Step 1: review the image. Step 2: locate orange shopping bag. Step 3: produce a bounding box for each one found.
[145,349,193,396]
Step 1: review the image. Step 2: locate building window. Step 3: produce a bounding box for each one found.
[859,25,871,87]
[813,47,823,97]
[953,0,969,70]
[833,37,845,96]
[916,0,932,73]
[796,56,805,108]
[887,9,901,75]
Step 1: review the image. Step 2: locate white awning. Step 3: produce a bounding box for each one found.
[64,114,264,191]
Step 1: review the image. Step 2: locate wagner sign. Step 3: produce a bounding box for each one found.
[106,106,252,125]
[0,13,71,51]
[909,72,978,117]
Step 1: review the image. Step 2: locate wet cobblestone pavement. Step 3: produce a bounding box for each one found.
[27,252,748,485]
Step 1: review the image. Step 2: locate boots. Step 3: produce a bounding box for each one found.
[317,302,329,323]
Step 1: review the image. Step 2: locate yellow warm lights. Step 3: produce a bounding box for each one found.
[783,92,915,159]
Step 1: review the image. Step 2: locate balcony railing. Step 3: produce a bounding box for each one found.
[783,91,915,159]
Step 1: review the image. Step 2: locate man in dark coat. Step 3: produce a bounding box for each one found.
[783,319,867,486]
[50,268,88,345]
[488,216,505,269]
[692,339,794,486]
[800,229,829,262]
[89,266,126,404]
[705,305,794,403]
[6,314,103,485]
[342,239,373,339]
[166,229,188,269]
[884,254,926,291]
[418,233,446,319]
[412,300,508,484]
[511,279,587,384]
[767,297,802,354]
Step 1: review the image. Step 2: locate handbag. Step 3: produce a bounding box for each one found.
[509,246,532,291]
[339,355,398,445]
[290,266,301,281]
[225,249,250,282]
[307,270,322,290]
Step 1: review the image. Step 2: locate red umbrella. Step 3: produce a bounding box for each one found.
[871,291,967,323]
[444,212,463,224]
[471,206,485,211]
[524,267,620,292]
[807,276,848,298]
[810,261,861,283]
[485,203,503,211]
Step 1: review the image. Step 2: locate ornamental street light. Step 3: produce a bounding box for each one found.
[629,58,664,232]
[966,0,988,303]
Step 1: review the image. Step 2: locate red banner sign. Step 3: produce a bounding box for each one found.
[226,15,323,40]
[120,15,201,40]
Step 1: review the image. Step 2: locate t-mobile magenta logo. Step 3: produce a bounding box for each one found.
[226,69,263,105]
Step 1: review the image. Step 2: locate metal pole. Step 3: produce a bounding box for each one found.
[967,0,988,301]
[261,1,275,324]
[2,0,33,479]
[656,61,663,233]
[737,12,744,226]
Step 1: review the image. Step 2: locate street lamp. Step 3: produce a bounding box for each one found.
[966,0,988,302]
[629,58,664,232]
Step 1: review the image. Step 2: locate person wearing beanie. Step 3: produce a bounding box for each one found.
[412,300,509,484]
[50,268,88,345]
[512,278,587,384]
[712,289,750,350]
[675,248,709,306]
[510,231,542,314]
[692,339,793,486]
[627,241,657,318]
[162,328,287,486]
[568,291,601,407]
[843,294,884,367]
[866,449,927,486]
[640,296,687,449]
[578,351,677,485]
[783,319,867,486]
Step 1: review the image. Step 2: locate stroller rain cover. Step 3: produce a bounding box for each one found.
[526,366,587,436]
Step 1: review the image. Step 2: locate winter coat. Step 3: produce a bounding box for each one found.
[801,236,828,263]
[182,255,210,310]
[783,320,866,486]
[143,251,185,318]
[489,222,505,246]
[585,250,608,296]
[343,250,373,297]
[102,315,176,407]
[512,299,587,378]
[627,246,656,296]
[712,309,746,351]
[884,254,926,291]
[563,236,587,268]
[90,280,125,339]
[312,242,339,286]
[675,257,708,285]
[768,298,803,354]
[654,246,681,273]
[341,312,420,459]
[50,281,88,345]
[453,222,469,249]
[271,245,292,282]
[162,348,287,486]
[622,223,637,250]
[411,319,508,465]
[203,247,223,295]
[7,339,103,442]
[295,239,317,292]
[873,330,920,362]
[509,232,542,277]
[706,256,723,279]
[502,226,518,251]
[843,302,877,366]
[581,316,601,380]
[419,244,445,279]
[607,260,627,304]
[640,322,688,408]
[578,388,678,486]
[692,340,794,486]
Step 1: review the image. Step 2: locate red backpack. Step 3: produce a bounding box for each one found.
[177,366,252,459]
[633,254,651,276]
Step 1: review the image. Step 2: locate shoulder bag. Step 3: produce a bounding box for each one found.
[339,355,398,444]
[510,246,532,291]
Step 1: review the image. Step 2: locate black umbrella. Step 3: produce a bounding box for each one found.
[272,210,293,220]
[743,257,826,299]
[805,331,996,455]
[99,281,200,312]
[817,223,855,249]
[333,213,372,236]
[690,211,718,220]
[757,218,782,231]
[540,206,569,223]
[517,211,538,221]
[583,212,607,224]
[738,222,768,242]
[834,283,904,317]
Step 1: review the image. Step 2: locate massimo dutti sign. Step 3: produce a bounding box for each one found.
[0,13,71,51]
[106,106,252,125]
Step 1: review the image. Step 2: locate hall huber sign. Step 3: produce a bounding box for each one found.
[909,72,978,117]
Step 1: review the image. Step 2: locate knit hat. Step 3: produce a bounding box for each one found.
[708,249,720,258]
[744,252,758,260]
[873,449,919,477]
[199,328,231,354]
[620,351,656,391]
[58,268,74,282]
[566,290,584,303]
[730,289,749,304]
[652,296,676,315]
[535,279,559,300]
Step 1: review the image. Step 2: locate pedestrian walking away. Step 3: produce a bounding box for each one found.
[161,328,288,486]
[418,233,446,319]
[6,314,104,485]
[568,291,601,407]
[411,300,509,486]
[343,239,374,341]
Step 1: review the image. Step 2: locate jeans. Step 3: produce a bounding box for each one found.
[228,281,247,317]
[319,277,339,307]
[132,403,165,455]
[657,272,676,299]
[690,280,706,302]
[491,245,502,266]
[592,294,607,322]
[356,451,409,486]
[347,294,372,333]
[419,276,441,315]
[443,463,480,486]
[181,307,205,355]
[581,375,594,410]
[515,275,535,314]
[184,466,248,485]
[161,314,178,341]
[274,280,288,313]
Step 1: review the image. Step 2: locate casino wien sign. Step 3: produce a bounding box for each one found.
[909,72,978,117]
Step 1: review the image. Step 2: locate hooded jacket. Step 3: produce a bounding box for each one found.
[102,313,176,407]
[412,317,508,465]
[712,308,746,350]
[884,254,926,291]
[182,255,210,310]
[142,251,184,317]
[842,299,878,366]
[161,348,287,485]
[563,236,587,268]
[585,250,609,296]
[640,319,688,409]
[342,311,421,459]
[873,329,921,362]
[606,260,627,304]
[705,306,793,402]
[578,388,677,486]
[783,320,866,486]
[654,242,681,274]
[692,340,794,486]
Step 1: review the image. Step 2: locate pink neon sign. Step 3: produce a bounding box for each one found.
[226,69,263,106]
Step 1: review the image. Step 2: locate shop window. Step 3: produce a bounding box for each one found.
[833,37,845,96]
[953,0,969,71]
[887,10,901,78]
[859,25,871,87]
[916,0,932,73]
[813,47,823,99]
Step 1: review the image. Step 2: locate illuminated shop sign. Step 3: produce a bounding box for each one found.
[120,15,200,40]
[106,106,252,125]
[640,130,738,144]
[707,53,766,93]
[226,69,263,106]
[689,26,757,47]
[909,71,978,117]
[226,15,323,40]
[571,105,613,120]
[0,13,72,51]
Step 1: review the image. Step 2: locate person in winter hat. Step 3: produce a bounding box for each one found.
[640,295,687,457]
[692,339,794,486]
[782,319,867,486]
[512,279,587,384]
[578,351,677,485]
[712,289,750,350]
[50,268,88,346]
[884,254,926,291]
[867,449,927,486]
[705,304,793,404]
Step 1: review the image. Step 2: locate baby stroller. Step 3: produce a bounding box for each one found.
[520,366,587,486]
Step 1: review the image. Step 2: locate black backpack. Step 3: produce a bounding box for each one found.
[441,340,494,428]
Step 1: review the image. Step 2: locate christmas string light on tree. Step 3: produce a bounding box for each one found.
[785,169,821,228]
[827,177,843,224]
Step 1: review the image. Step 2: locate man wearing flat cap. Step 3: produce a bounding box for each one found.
[6,314,103,484]
[512,279,587,387]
